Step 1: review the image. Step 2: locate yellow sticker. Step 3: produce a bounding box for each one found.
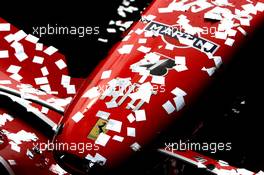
[88,119,108,140]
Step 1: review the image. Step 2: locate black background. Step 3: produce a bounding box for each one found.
[2,0,152,77]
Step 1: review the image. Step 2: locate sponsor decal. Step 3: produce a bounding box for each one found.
[88,119,108,140]
[144,21,219,54]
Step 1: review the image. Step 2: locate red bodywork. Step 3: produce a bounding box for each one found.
[53,0,264,174]
[0,17,82,174]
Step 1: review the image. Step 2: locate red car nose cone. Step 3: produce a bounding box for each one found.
[54,0,264,174]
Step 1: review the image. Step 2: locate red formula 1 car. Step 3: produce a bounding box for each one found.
[0,0,264,174]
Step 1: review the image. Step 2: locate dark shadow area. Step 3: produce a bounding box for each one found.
[1,0,152,78]
[0,95,55,138]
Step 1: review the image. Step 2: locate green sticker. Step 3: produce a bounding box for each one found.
[88,119,108,140]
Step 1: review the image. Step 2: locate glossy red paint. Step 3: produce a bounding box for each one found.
[0,17,81,174]
[53,0,264,174]
[0,107,66,175]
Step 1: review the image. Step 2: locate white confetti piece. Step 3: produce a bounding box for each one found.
[44,46,58,55]
[98,38,108,43]
[11,41,24,53]
[96,111,110,120]
[256,2,264,12]
[158,7,173,13]
[95,133,111,147]
[173,96,186,111]
[212,0,232,6]
[175,56,186,65]
[256,171,264,175]
[41,67,49,76]
[225,38,235,46]
[162,100,176,114]
[204,11,222,21]
[137,46,151,53]
[109,20,115,25]
[41,107,49,114]
[242,4,257,15]
[202,67,216,76]
[165,44,174,50]
[163,87,187,114]
[49,164,67,175]
[106,119,122,133]
[197,161,206,168]
[0,23,10,31]
[143,14,156,21]
[237,27,247,36]
[135,29,144,35]
[94,153,107,165]
[237,168,255,175]
[72,112,84,123]
[55,59,67,70]
[8,160,16,165]
[4,34,14,43]
[144,31,154,37]
[127,113,136,123]
[36,43,43,51]
[130,142,141,152]
[40,84,51,93]
[61,75,71,87]
[12,30,27,42]
[218,160,229,166]
[10,74,22,81]
[178,37,194,46]
[0,50,9,58]
[227,29,237,37]
[171,87,187,96]
[66,85,76,94]
[32,56,44,64]
[135,110,146,121]
[138,74,148,83]
[7,65,21,74]
[7,130,38,149]
[215,31,228,40]
[151,76,165,85]
[116,21,133,29]
[138,38,147,44]
[127,127,136,137]
[34,77,48,85]
[10,142,21,152]
[129,82,153,103]
[0,80,11,84]
[25,34,39,43]
[174,65,188,72]
[85,153,107,165]
[118,44,134,54]
[144,52,161,63]
[0,113,14,126]
[101,70,112,79]
[212,56,222,68]
[122,35,131,41]
[112,135,124,142]
[240,18,250,26]
[83,87,100,98]
[14,52,28,62]
[107,28,116,33]
[106,101,118,108]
